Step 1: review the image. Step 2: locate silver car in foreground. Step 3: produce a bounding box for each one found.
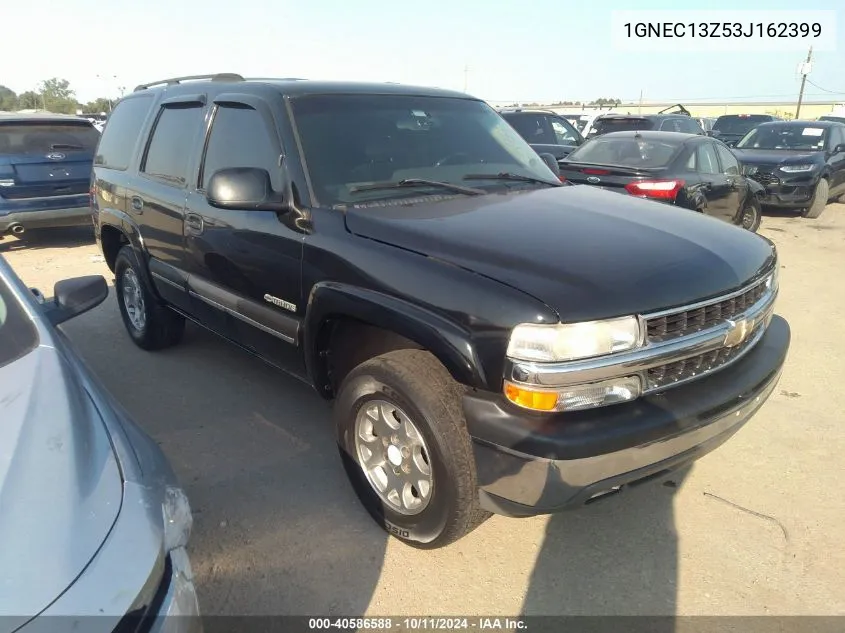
[0,255,201,633]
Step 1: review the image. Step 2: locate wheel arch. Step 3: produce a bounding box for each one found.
[303,282,487,399]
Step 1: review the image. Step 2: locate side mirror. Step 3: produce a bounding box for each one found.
[539,153,561,177]
[206,167,286,212]
[725,140,737,148]
[46,275,109,325]
[833,143,845,154]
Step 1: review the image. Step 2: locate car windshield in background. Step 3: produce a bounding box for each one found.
[737,125,829,151]
[711,115,771,135]
[0,276,39,369]
[0,122,99,155]
[566,136,681,168]
[592,118,654,135]
[819,116,845,124]
[290,95,555,207]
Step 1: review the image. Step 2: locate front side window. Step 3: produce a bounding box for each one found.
[290,95,556,207]
[504,114,556,145]
[200,104,280,189]
[142,105,204,185]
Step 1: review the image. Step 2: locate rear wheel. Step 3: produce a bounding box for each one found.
[802,178,829,219]
[114,246,185,350]
[739,199,762,232]
[334,349,490,548]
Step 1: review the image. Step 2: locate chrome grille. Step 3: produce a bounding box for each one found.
[646,279,768,344]
[646,323,763,390]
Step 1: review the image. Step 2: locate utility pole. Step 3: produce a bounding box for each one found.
[463,64,469,93]
[638,90,643,114]
[795,46,813,119]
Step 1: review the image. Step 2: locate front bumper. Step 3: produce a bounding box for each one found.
[0,194,91,232]
[466,315,790,517]
[750,174,817,209]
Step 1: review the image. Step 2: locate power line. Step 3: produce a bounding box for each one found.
[805,78,845,95]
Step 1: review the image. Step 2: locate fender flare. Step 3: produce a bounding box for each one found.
[302,281,487,391]
[98,208,159,297]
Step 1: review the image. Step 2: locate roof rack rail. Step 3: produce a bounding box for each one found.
[134,73,245,92]
[242,77,307,82]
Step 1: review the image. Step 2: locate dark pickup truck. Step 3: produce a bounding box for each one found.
[92,74,790,548]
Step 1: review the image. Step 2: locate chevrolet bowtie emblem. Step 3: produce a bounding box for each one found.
[724,318,751,347]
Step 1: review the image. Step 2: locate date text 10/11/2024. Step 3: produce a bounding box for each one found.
[307,618,528,630]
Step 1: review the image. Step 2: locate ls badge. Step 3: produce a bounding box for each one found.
[264,294,297,312]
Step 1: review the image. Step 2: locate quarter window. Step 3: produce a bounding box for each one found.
[142,105,204,185]
[94,96,153,170]
[696,143,721,174]
[200,104,280,189]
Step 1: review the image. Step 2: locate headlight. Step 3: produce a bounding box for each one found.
[742,165,757,176]
[506,316,642,363]
[162,486,193,552]
[779,164,814,172]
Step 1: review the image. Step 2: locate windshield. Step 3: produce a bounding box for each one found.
[290,95,556,207]
[0,274,39,369]
[712,115,771,135]
[736,124,829,150]
[566,136,681,168]
[0,122,99,155]
[591,118,654,136]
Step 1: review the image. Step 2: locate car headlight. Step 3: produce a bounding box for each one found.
[742,165,758,176]
[162,486,193,552]
[506,316,642,363]
[779,164,814,172]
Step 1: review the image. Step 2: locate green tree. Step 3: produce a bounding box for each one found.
[81,97,113,114]
[17,90,42,110]
[589,97,623,107]
[38,77,80,114]
[0,85,17,111]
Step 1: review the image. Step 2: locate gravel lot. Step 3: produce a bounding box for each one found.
[3,206,844,617]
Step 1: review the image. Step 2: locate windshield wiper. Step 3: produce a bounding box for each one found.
[350,178,484,196]
[50,143,84,150]
[462,172,562,187]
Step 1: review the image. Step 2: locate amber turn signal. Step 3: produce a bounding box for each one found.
[504,383,559,411]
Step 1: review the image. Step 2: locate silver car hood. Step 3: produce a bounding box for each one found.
[0,344,122,620]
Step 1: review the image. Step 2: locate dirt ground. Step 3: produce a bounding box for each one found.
[2,205,844,617]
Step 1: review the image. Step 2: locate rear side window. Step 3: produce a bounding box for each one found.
[679,118,703,134]
[142,105,205,185]
[0,121,99,156]
[200,105,280,189]
[715,143,739,175]
[504,114,556,144]
[712,115,772,134]
[95,96,153,170]
[695,143,720,174]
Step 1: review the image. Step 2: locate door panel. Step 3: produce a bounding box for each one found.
[714,143,745,222]
[183,99,306,376]
[694,143,733,222]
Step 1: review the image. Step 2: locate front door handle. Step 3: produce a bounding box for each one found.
[130,196,144,212]
[185,213,204,235]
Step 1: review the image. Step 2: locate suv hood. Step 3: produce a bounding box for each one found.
[732,148,824,167]
[345,185,775,321]
[0,345,122,619]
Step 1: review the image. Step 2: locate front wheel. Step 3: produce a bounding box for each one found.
[334,349,490,548]
[739,199,762,232]
[802,178,829,219]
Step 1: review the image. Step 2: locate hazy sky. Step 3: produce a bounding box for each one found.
[2,0,842,105]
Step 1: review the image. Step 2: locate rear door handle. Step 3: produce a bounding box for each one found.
[130,196,144,212]
[185,213,204,235]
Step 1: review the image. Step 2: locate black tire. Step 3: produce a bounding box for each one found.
[802,178,829,219]
[739,198,762,232]
[334,349,490,549]
[114,245,185,350]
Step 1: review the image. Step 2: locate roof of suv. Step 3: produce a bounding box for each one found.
[130,74,472,100]
[596,114,690,121]
[753,119,844,129]
[0,112,94,124]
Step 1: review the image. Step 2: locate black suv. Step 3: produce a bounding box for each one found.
[92,74,790,548]
[499,108,584,164]
[732,119,845,219]
[588,114,705,138]
[708,114,781,146]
